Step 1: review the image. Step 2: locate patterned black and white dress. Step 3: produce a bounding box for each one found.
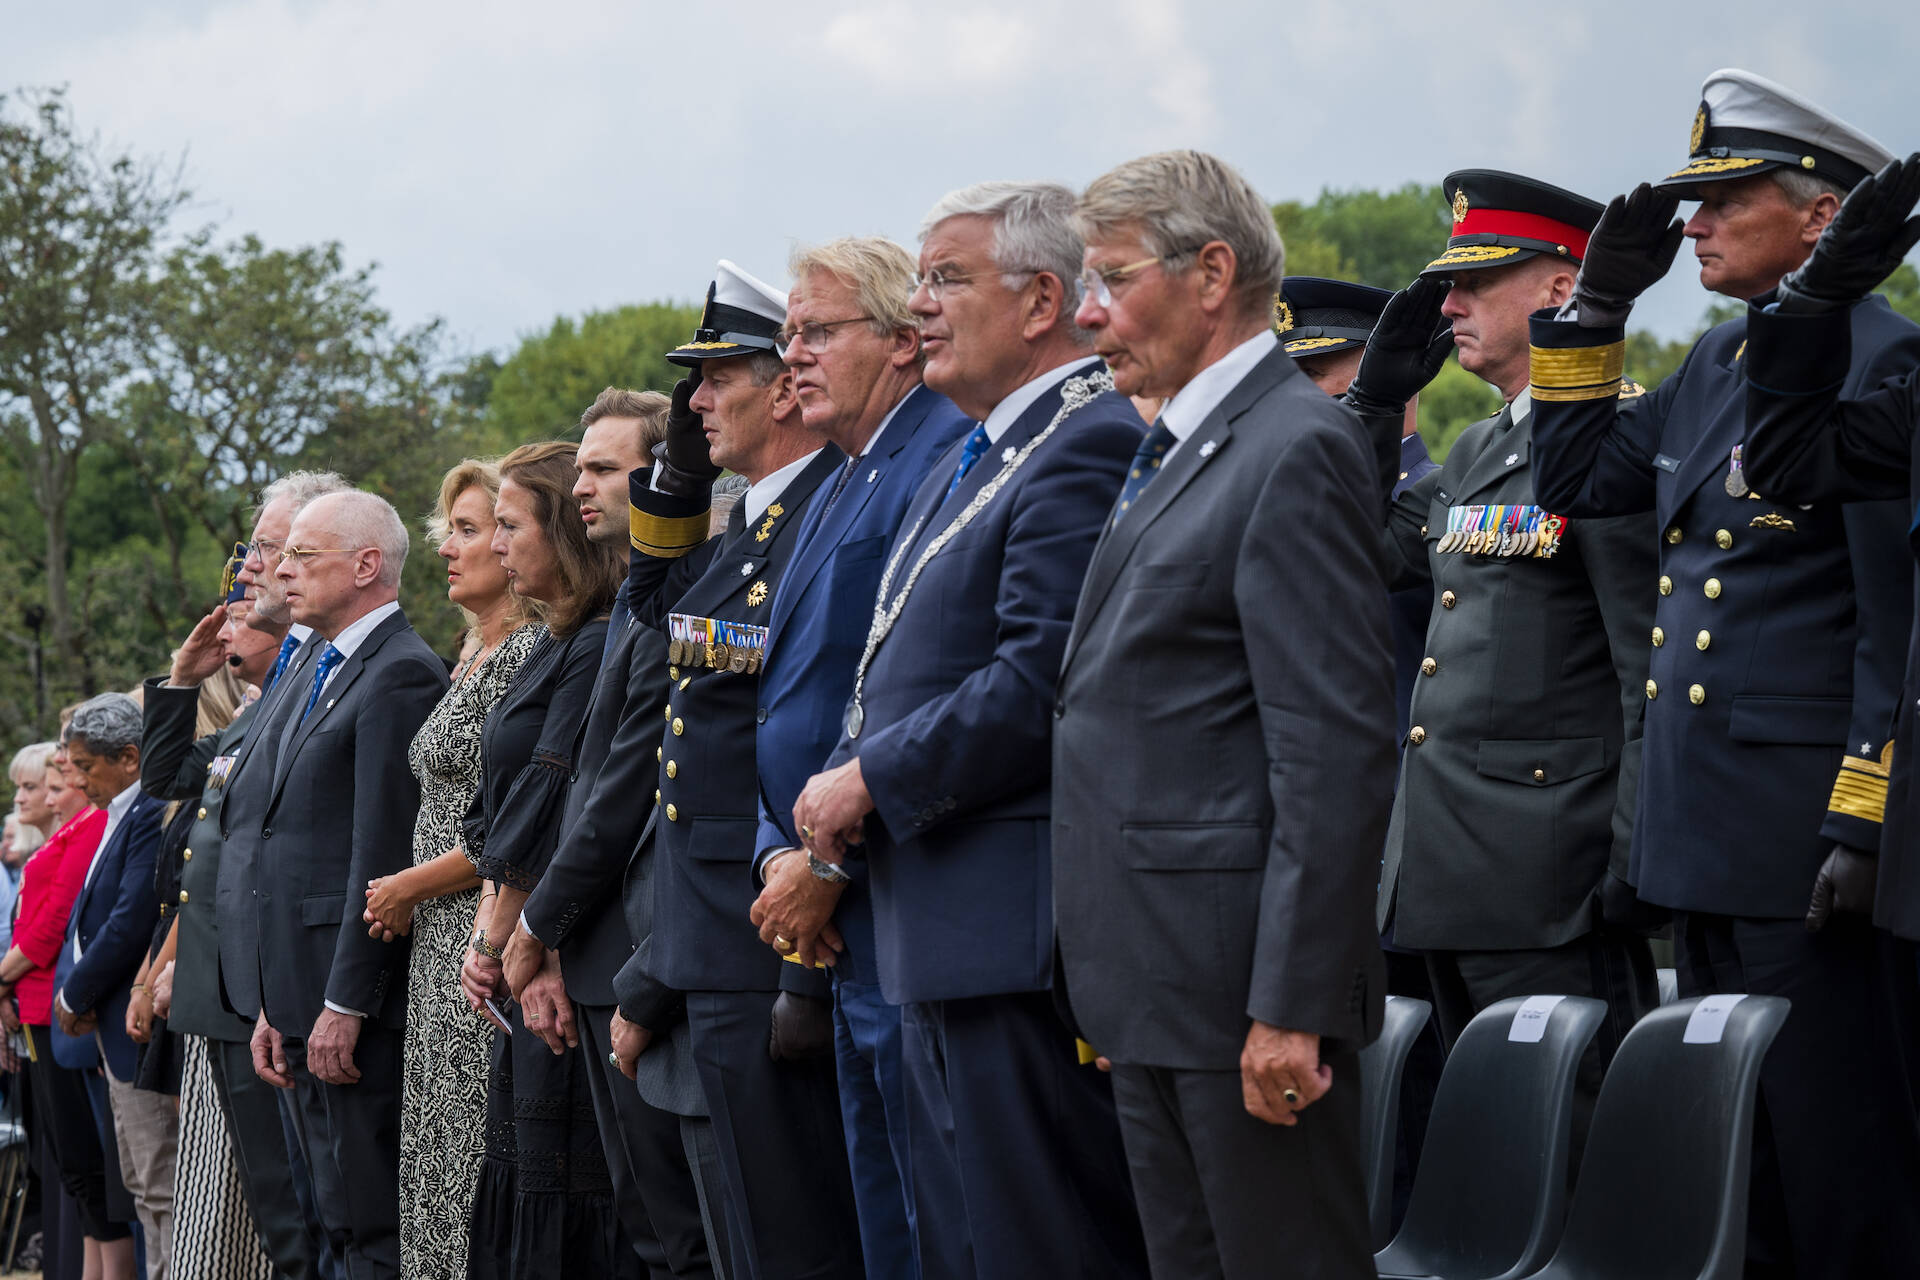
[398,624,540,1280]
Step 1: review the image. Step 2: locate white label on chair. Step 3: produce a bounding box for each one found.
[1508,995,1567,1042]
[1683,994,1749,1044]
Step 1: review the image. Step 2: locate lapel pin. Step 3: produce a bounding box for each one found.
[739,561,754,576]
[1198,440,1218,459]
[1505,453,1519,466]
[1001,445,1017,464]
[867,469,878,483]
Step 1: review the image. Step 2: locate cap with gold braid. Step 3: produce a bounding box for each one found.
[1421,170,1603,277]
[1273,277,1393,357]
[667,259,789,367]
[1657,69,1894,198]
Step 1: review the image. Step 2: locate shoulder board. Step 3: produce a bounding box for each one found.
[1618,378,1647,400]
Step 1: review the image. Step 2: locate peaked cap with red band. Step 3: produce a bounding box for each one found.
[1420,169,1604,277]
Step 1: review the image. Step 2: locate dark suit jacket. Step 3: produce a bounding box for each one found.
[821,364,1141,1003]
[1375,397,1655,951]
[1742,300,1920,939]
[753,383,972,986]
[238,609,446,1033]
[52,790,164,1078]
[140,678,266,1043]
[1530,298,1920,917]
[1052,345,1394,1070]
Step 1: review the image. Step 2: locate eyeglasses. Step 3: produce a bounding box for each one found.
[912,267,1038,301]
[279,546,365,564]
[1075,246,1206,308]
[249,536,287,564]
[774,315,874,358]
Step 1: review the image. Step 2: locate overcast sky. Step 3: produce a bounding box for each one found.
[13,1,1920,364]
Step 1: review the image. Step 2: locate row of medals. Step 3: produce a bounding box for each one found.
[1436,506,1567,558]
[668,637,764,675]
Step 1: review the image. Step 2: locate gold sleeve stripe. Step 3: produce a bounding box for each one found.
[630,507,710,559]
[1533,379,1624,403]
[1531,342,1626,388]
[1829,761,1890,825]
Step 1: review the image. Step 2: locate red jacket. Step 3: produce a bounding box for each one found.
[12,807,106,1025]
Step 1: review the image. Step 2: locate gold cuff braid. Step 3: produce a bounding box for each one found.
[630,506,709,558]
[1829,756,1891,825]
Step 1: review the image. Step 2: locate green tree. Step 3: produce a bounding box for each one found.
[1274,183,1451,289]
[480,302,701,451]
[1877,261,1920,324]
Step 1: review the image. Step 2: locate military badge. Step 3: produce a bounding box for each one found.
[747,580,768,607]
[1690,102,1708,155]
[1272,297,1294,334]
[1451,187,1470,225]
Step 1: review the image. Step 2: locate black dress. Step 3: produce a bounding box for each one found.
[461,619,630,1280]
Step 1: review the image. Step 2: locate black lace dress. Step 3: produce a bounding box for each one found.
[461,618,628,1280]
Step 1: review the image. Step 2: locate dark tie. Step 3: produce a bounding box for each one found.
[264,633,300,693]
[818,455,862,522]
[725,498,749,541]
[1111,421,1178,526]
[945,424,992,499]
[300,644,344,722]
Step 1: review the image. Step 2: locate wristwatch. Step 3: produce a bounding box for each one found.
[807,850,851,884]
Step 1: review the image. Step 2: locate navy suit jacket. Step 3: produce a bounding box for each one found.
[52,789,164,1078]
[824,363,1143,1004]
[753,382,971,986]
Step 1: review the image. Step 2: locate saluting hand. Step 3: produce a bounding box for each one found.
[168,605,233,687]
[1778,154,1920,313]
[1344,274,1455,417]
[1570,184,1684,327]
[1241,1021,1332,1127]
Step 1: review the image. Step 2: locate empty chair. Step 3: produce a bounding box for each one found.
[1374,995,1605,1280]
[1658,967,1679,1006]
[1360,995,1434,1248]
[1524,994,1789,1280]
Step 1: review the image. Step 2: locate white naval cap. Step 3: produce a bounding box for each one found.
[668,259,790,367]
[1659,68,1896,196]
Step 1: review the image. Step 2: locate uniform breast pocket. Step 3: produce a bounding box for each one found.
[1127,560,1210,592]
[1727,695,1851,745]
[1475,738,1607,787]
[687,816,757,862]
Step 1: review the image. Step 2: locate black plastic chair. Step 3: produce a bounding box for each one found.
[1374,995,1605,1280]
[1657,966,1679,1006]
[1360,994,1434,1247]
[1524,994,1789,1280]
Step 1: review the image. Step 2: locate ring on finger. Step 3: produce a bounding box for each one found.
[773,935,794,954]
[1282,1087,1301,1106]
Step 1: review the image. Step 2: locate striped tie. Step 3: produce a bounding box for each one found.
[1110,421,1178,526]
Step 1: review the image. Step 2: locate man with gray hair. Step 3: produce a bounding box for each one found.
[225,488,446,1278]
[53,692,173,1278]
[1052,151,1395,1277]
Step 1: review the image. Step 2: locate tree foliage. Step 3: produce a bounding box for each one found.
[478,302,700,452]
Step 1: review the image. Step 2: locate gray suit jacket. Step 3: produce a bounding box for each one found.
[1052,346,1394,1070]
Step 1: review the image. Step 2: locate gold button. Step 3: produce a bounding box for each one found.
[1665,527,1683,544]
[666,761,678,779]
[1420,524,1428,536]
[1715,529,1733,550]
[1689,683,1706,705]
[669,666,680,680]
[1408,726,1427,746]
[654,789,661,804]
[1441,591,1457,609]
[679,676,691,690]
[1646,679,1659,700]
[672,718,684,736]
[1420,658,1437,676]
[1704,578,1722,599]
[1651,626,1665,647]
[1659,576,1673,596]
[1533,768,1546,782]
[666,804,679,822]
[664,703,672,720]
[1696,630,1711,651]
[178,890,189,904]
[656,746,662,762]
[197,806,207,820]
[182,848,193,861]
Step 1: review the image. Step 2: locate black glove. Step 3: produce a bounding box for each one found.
[1806,844,1878,932]
[1598,870,1669,934]
[1342,275,1455,418]
[1777,154,1920,314]
[1570,185,1685,328]
[649,373,721,497]
[768,991,833,1063]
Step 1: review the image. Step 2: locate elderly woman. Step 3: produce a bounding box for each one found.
[1,741,135,1279]
[456,441,624,1279]
[361,458,539,1280]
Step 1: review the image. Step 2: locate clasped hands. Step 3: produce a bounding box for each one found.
[249,1007,362,1088]
[748,759,869,968]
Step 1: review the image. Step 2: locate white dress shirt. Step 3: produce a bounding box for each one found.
[745,450,826,525]
[980,358,1100,445]
[1156,329,1278,467]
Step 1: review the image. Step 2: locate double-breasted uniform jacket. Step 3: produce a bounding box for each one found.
[623,449,843,995]
[1376,393,1656,951]
[1053,347,1394,1071]
[223,610,446,1033]
[752,384,972,988]
[1530,297,1920,919]
[140,677,269,1042]
[1742,300,1920,940]
[819,363,1142,1005]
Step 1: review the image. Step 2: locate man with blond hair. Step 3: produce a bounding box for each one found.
[1054,151,1394,1277]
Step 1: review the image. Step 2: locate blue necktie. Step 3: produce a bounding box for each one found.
[264,633,301,693]
[300,644,344,722]
[945,424,992,499]
[1111,421,1178,526]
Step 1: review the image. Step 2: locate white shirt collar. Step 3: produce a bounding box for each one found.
[1509,387,1533,425]
[1156,330,1278,443]
[746,450,826,525]
[104,780,141,824]
[855,386,915,460]
[981,357,1099,444]
[289,623,314,643]
[325,599,401,656]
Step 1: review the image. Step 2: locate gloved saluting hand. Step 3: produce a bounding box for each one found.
[649,371,722,497]
[1342,274,1455,419]
[1776,153,1920,314]
[1568,184,1684,328]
